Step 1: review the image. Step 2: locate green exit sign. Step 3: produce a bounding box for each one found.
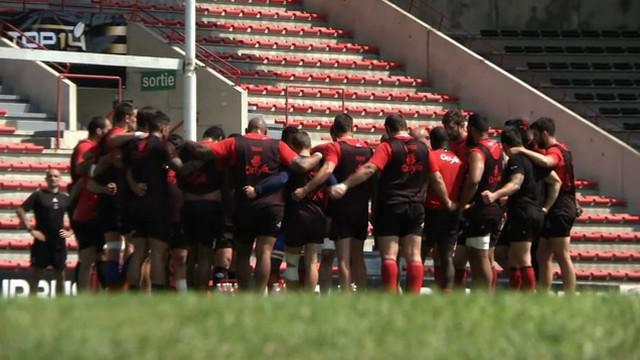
[141,70,176,91]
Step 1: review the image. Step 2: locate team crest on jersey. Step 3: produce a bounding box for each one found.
[401,153,423,174]
[246,155,270,175]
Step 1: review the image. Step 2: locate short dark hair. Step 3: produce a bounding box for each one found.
[530,117,556,136]
[146,110,170,133]
[500,126,524,147]
[332,113,353,136]
[384,114,407,133]
[441,109,466,126]
[505,118,529,145]
[113,102,134,125]
[136,106,157,131]
[429,127,449,150]
[202,126,225,140]
[280,126,299,144]
[289,131,311,152]
[87,116,108,136]
[467,113,489,133]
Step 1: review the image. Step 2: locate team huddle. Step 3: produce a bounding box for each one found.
[17,101,581,294]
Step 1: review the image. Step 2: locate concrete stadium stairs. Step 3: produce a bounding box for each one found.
[0,0,638,291]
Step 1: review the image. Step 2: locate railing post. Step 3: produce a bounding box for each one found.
[285,86,289,125]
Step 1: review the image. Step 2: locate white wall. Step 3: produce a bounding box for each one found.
[0,38,76,131]
[304,0,640,211]
[125,22,247,138]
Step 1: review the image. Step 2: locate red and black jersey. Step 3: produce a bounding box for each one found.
[331,138,373,210]
[94,127,127,186]
[426,149,464,210]
[232,135,285,208]
[178,140,223,194]
[470,138,504,206]
[70,139,95,187]
[546,143,576,194]
[373,136,430,205]
[126,135,176,201]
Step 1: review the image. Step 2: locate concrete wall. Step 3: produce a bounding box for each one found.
[390,0,640,32]
[125,22,247,138]
[76,88,119,130]
[0,38,77,130]
[304,0,640,211]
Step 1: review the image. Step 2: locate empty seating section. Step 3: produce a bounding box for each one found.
[470,27,640,149]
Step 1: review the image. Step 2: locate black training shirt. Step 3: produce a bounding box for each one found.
[21,189,70,236]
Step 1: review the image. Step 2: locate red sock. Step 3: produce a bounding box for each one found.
[454,268,467,288]
[521,266,537,291]
[406,261,425,294]
[491,267,499,289]
[381,259,399,294]
[433,265,444,289]
[509,268,522,290]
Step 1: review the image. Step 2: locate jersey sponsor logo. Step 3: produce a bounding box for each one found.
[245,155,270,176]
[439,153,461,165]
[52,197,59,210]
[401,153,424,174]
[488,164,502,185]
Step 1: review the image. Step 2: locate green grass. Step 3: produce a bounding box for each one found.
[1,293,639,360]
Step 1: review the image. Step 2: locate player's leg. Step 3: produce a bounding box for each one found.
[171,247,189,292]
[195,243,214,289]
[536,237,554,290]
[350,238,367,290]
[127,237,149,290]
[213,245,232,284]
[77,247,97,291]
[234,236,253,290]
[104,231,124,287]
[377,236,400,293]
[400,233,423,294]
[335,238,351,290]
[453,244,468,288]
[149,238,169,290]
[466,237,492,291]
[550,236,576,292]
[254,235,277,293]
[304,243,320,292]
[282,245,302,287]
[319,243,335,293]
[29,267,44,296]
[508,241,533,291]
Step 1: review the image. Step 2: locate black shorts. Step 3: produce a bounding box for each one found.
[542,213,576,238]
[463,204,504,239]
[234,205,284,244]
[423,208,462,249]
[182,200,224,248]
[131,210,169,241]
[73,220,104,251]
[330,204,369,241]
[31,238,67,270]
[374,202,425,237]
[283,202,328,247]
[97,195,123,235]
[543,193,577,238]
[498,208,544,245]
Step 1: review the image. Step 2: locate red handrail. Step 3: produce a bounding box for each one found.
[56,74,122,149]
[127,7,243,84]
[284,85,345,125]
[0,20,71,73]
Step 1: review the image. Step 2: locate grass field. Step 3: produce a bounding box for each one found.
[1,293,639,360]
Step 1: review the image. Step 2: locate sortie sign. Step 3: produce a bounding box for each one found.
[141,70,176,91]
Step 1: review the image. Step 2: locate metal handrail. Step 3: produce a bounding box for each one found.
[284,85,345,125]
[0,20,71,73]
[56,74,123,149]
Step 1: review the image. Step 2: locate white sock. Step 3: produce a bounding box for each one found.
[283,253,300,281]
[176,279,188,292]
